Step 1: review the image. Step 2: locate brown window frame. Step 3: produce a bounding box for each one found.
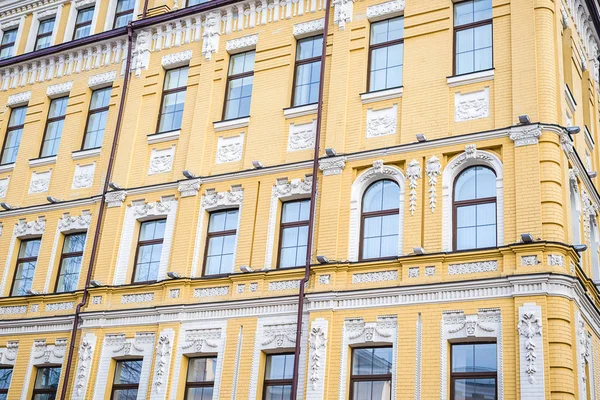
[74,6,94,39]
[203,209,238,277]
[367,18,404,93]
[291,35,322,107]
[0,28,17,59]
[81,87,111,150]
[452,0,493,77]
[262,353,294,400]
[31,365,61,400]
[10,238,40,297]
[110,359,142,400]
[113,0,134,29]
[0,366,12,397]
[0,105,26,165]
[277,199,310,268]
[452,166,497,251]
[54,232,86,293]
[184,356,217,400]
[34,18,55,51]
[449,342,498,400]
[156,66,188,134]
[132,219,166,284]
[348,346,393,400]
[222,51,255,121]
[40,96,68,158]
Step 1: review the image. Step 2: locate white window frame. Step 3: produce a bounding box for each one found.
[64,0,100,42]
[21,339,67,400]
[25,5,63,53]
[0,16,25,59]
[105,0,141,31]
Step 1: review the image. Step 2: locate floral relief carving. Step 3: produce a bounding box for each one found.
[226,34,258,52]
[133,30,152,76]
[509,126,542,147]
[133,200,173,217]
[177,179,201,197]
[75,340,94,396]
[0,305,26,314]
[88,71,117,88]
[406,159,421,215]
[72,163,95,189]
[14,217,46,237]
[193,286,229,297]
[148,146,175,175]
[308,325,327,391]
[294,19,324,36]
[366,104,397,138]
[319,156,347,176]
[408,267,419,278]
[202,12,220,60]
[182,328,222,352]
[547,254,564,267]
[454,88,489,122]
[424,266,435,276]
[7,91,31,107]
[169,289,180,298]
[426,156,441,212]
[332,0,357,29]
[46,81,73,97]
[448,261,497,275]
[46,302,74,312]
[366,0,405,19]
[29,170,52,193]
[154,334,172,393]
[288,120,316,151]
[202,188,244,209]
[0,342,18,366]
[318,274,331,284]
[161,50,192,68]
[262,323,297,347]
[91,296,102,304]
[33,339,67,364]
[274,177,312,198]
[105,190,127,207]
[520,255,539,266]
[121,293,155,304]
[58,211,92,232]
[518,310,543,384]
[216,134,244,163]
[268,280,301,291]
[352,270,398,283]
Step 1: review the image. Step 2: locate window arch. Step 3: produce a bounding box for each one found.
[360,180,400,260]
[453,166,497,250]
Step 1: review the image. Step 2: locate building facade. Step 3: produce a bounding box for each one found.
[0,0,597,399]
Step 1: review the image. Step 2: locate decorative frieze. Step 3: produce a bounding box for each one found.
[88,71,117,89]
[406,159,421,215]
[105,190,127,207]
[288,120,316,152]
[46,81,73,97]
[226,34,258,52]
[202,187,244,209]
[319,156,347,176]
[169,289,180,298]
[29,170,52,193]
[454,88,489,122]
[14,217,46,237]
[262,323,297,347]
[0,177,9,199]
[318,274,331,284]
[58,211,92,232]
[161,49,192,68]
[426,156,441,212]
[216,134,244,163]
[352,270,398,284]
[0,342,18,366]
[133,199,173,218]
[518,303,544,397]
[0,305,26,315]
[249,282,258,292]
[72,334,96,399]
[202,12,220,60]
[448,261,498,275]
[293,18,324,37]
[148,146,175,175]
[121,293,155,304]
[333,0,356,30]
[269,280,301,291]
[177,178,201,197]
[308,319,328,394]
[408,267,419,278]
[72,163,95,189]
[153,331,174,395]
[366,104,397,138]
[237,284,245,293]
[367,0,405,19]
[91,296,102,305]
[548,254,564,267]
[7,90,31,107]
[46,301,74,312]
[194,286,229,297]
[425,266,435,276]
[509,126,542,147]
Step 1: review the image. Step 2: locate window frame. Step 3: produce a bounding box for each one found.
[449,341,498,400]
[31,365,61,400]
[0,105,26,165]
[452,0,493,77]
[291,35,322,107]
[222,51,255,121]
[0,366,12,398]
[203,209,238,277]
[81,87,111,150]
[132,219,166,284]
[367,17,404,93]
[73,6,95,40]
[34,18,55,51]
[10,238,41,297]
[40,96,68,158]
[277,199,310,269]
[113,0,135,29]
[262,353,295,400]
[348,346,393,400]
[54,232,86,293]
[0,28,17,59]
[157,66,188,134]
[184,356,217,400]
[110,359,143,400]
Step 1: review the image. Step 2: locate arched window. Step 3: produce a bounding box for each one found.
[453,166,497,250]
[361,180,400,260]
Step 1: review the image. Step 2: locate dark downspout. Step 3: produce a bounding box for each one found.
[142,0,150,19]
[59,23,134,400]
[289,0,331,397]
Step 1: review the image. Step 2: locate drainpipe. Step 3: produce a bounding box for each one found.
[289,0,331,397]
[142,0,150,19]
[59,23,135,400]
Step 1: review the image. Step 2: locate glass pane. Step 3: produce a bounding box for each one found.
[187,357,217,383]
[74,25,91,39]
[114,360,142,384]
[452,343,497,373]
[363,181,399,212]
[456,227,476,250]
[90,87,111,109]
[457,205,476,228]
[114,13,133,29]
[1,29,16,46]
[57,256,82,292]
[63,233,86,253]
[0,369,12,389]
[453,378,496,400]
[140,220,166,241]
[112,388,139,400]
[266,354,294,380]
[476,167,496,198]
[1,127,22,164]
[370,17,404,45]
[38,19,55,35]
[84,110,108,149]
[229,51,255,76]
[164,67,189,90]
[455,0,491,27]
[477,224,496,248]
[264,385,292,400]
[297,36,323,60]
[116,0,135,12]
[476,203,496,226]
[19,239,41,258]
[76,7,94,24]
[49,97,68,118]
[8,106,26,127]
[352,347,392,376]
[188,0,211,4]
[186,387,214,400]
[455,168,476,201]
[35,367,61,389]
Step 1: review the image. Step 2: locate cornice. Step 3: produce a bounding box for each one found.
[0,195,101,218]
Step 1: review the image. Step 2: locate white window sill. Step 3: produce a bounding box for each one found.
[0,163,14,173]
[360,87,403,104]
[283,103,318,119]
[213,117,250,132]
[72,147,101,160]
[447,69,494,87]
[148,130,181,144]
[29,156,57,167]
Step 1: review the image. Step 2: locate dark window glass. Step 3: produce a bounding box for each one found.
[35,18,55,51]
[55,232,86,293]
[40,97,68,157]
[454,0,493,75]
[158,67,188,133]
[453,166,497,250]
[74,6,94,39]
[205,209,239,275]
[11,238,41,296]
[350,347,392,400]
[111,360,142,400]
[185,357,217,400]
[293,36,322,106]
[278,199,310,268]
[32,366,61,400]
[263,354,294,400]
[224,51,255,120]
[133,219,165,283]
[0,367,12,400]
[0,28,17,60]
[114,0,135,29]
[451,343,497,400]
[361,180,400,260]
[1,105,27,164]
[369,17,404,91]
[82,87,111,149]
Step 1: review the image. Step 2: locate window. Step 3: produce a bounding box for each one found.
[0,367,12,400]
[40,97,68,157]
[350,347,392,400]
[187,0,210,5]
[278,199,310,268]
[82,87,111,149]
[185,357,217,400]
[32,366,61,400]
[292,36,322,106]
[1,105,26,165]
[453,166,496,250]
[74,7,94,40]
[262,354,294,400]
[55,233,86,293]
[133,219,165,283]
[454,0,492,75]
[450,343,497,400]
[11,239,41,296]
[368,17,404,92]
[114,0,135,29]
[224,51,255,120]
[0,29,17,59]
[111,360,142,400]
[157,66,189,133]
[360,180,400,260]
[34,18,55,51]
[204,209,238,275]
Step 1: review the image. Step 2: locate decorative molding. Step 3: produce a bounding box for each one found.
[202,187,244,209]
[147,130,180,144]
[148,145,175,175]
[237,284,245,293]
[366,0,405,20]
[366,104,397,138]
[0,341,18,366]
[132,30,152,76]
[361,86,403,104]
[177,178,201,197]
[0,305,26,314]
[293,18,324,37]
[509,126,542,147]
[121,293,155,304]
[318,274,331,284]
[14,216,46,237]
[22,338,67,399]
[352,270,398,283]
[288,120,316,152]
[168,288,180,298]
[308,319,328,393]
[319,156,347,176]
[408,267,419,278]
[161,49,192,68]
[193,286,229,297]
[226,34,258,53]
[406,159,421,215]
[72,163,95,189]
[29,155,57,167]
[563,0,600,85]
[284,103,318,119]
[28,170,52,193]
[213,116,249,131]
[268,280,301,291]
[447,69,494,87]
[72,147,101,160]
[46,301,74,312]
[151,329,174,399]
[518,303,544,397]
[202,12,220,60]
[133,199,173,218]
[30,304,38,313]
[521,255,539,266]
[71,333,96,400]
[426,156,441,212]
[425,266,435,276]
[91,296,102,304]
[332,0,357,30]
[0,177,9,199]
[88,71,116,89]
[7,90,30,107]
[216,133,244,163]
[454,87,490,122]
[576,311,596,400]
[105,190,127,207]
[548,254,565,267]
[58,211,92,232]
[46,81,73,98]
[448,261,498,275]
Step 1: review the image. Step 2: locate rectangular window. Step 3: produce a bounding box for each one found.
[0,28,17,60]
[454,0,493,75]
[55,233,86,293]
[278,199,310,268]
[133,219,165,283]
[293,36,322,107]
[114,0,135,29]
[205,209,239,276]
[82,87,111,150]
[349,347,392,400]
[40,96,68,158]
[369,17,404,92]
[32,366,61,400]
[263,353,294,400]
[451,342,497,400]
[11,238,41,296]
[185,357,217,399]
[34,18,55,51]
[0,367,13,400]
[1,105,26,165]
[158,66,189,133]
[224,51,255,120]
[74,7,94,40]
[111,359,142,399]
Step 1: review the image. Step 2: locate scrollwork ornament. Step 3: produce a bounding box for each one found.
[426,156,441,212]
[406,159,421,215]
[518,312,543,384]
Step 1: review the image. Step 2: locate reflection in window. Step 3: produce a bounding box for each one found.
[83,87,111,149]
[224,51,255,120]
[187,0,210,5]
[451,343,497,400]
[114,0,135,29]
[185,357,217,399]
[350,347,392,400]
[74,7,94,39]
[293,36,322,106]
[35,18,55,51]
[41,97,68,157]
[279,199,310,268]
[0,28,17,59]
[454,0,493,75]
[32,366,61,400]
[205,210,239,275]
[0,367,12,400]
[11,238,41,296]
[56,233,86,293]
[1,105,27,164]
[453,166,497,250]
[361,180,400,260]
[133,219,166,283]
[369,17,404,91]
[158,67,189,133]
[111,359,142,400]
[263,354,294,400]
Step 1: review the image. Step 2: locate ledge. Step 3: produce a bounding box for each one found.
[360,87,403,104]
[283,103,318,119]
[29,156,57,167]
[148,129,181,144]
[447,69,494,88]
[213,117,250,132]
[72,147,101,160]
[0,163,14,173]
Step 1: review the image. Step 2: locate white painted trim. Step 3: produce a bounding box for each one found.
[566,84,577,113]
[21,339,67,400]
[25,5,62,53]
[585,126,595,150]
[29,156,57,167]
[518,303,545,399]
[150,328,175,400]
[447,69,494,87]
[72,147,101,160]
[284,103,318,119]
[307,318,328,398]
[360,87,403,104]
[63,0,100,42]
[0,341,18,366]
[71,333,97,400]
[576,311,596,400]
[147,130,180,144]
[0,163,14,173]
[104,0,118,31]
[213,117,250,132]
[0,16,23,59]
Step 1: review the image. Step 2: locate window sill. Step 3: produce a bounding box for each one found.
[283,103,318,119]
[72,147,101,160]
[213,117,250,132]
[447,69,494,88]
[360,87,403,104]
[0,163,15,173]
[147,129,181,144]
[29,156,57,167]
